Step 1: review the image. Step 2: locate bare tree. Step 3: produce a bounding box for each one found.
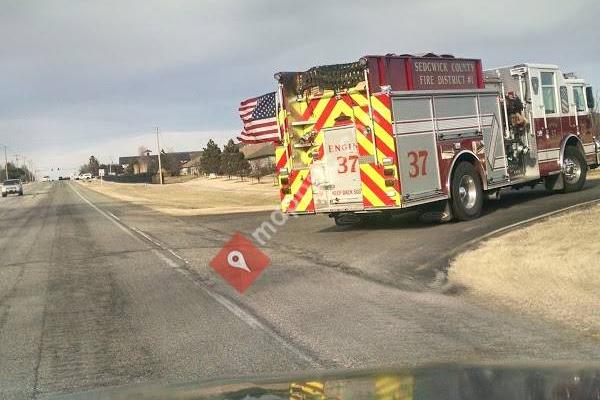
[190,157,202,176]
[250,158,274,183]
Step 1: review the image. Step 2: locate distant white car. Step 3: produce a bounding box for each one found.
[2,179,23,197]
[42,176,50,182]
[80,173,93,180]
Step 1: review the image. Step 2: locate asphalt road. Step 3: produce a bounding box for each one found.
[2,179,600,399]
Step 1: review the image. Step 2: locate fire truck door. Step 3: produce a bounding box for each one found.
[393,97,442,202]
[311,125,363,212]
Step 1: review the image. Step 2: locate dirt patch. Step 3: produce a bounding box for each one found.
[449,202,600,339]
[78,176,280,216]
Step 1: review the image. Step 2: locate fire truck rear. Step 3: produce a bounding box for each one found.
[273,54,598,225]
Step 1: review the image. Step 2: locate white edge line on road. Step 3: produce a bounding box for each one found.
[149,247,317,364]
[69,183,140,242]
[68,183,319,366]
[107,211,120,221]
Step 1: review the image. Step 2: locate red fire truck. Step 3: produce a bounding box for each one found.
[273,53,598,224]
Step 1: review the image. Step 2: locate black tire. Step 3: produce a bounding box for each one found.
[450,161,484,221]
[333,213,363,227]
[562,145,587,193]
[18,191,23,196]
[1,193,6,198]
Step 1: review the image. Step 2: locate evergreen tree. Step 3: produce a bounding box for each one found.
[161,151,180,176]
[200,139,222,175]
[220,139,238,178]
[235,151,251,180]
[88,155,100,176]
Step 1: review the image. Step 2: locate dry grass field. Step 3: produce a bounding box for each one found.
[449,202,600,339]
[79,176,280,216]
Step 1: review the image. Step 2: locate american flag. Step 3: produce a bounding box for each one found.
[238,92,281,144]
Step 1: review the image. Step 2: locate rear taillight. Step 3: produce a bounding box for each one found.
[279,172,292,194]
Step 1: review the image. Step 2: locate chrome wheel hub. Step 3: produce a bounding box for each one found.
[563,157,581,185]
[458,175,477,209]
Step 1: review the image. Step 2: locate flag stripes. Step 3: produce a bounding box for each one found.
[238,92,280,143]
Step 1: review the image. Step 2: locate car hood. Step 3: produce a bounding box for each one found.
[49,362,600,400]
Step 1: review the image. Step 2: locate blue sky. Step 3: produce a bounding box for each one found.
[1,0,598,175]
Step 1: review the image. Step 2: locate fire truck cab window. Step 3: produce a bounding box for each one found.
[560,86,569,114]
[541,72,557,114]
[434,96,477,118]
[573,86,586,112]
[392,98,431,122]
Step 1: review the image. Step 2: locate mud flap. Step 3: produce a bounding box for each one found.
[419,200,453,223]
[545,173,565,191]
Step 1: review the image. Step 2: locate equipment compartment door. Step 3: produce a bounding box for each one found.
[479,94,508,183]
[393,97,442,202]
[311,125,363,212]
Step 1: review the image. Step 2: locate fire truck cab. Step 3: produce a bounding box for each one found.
[485,64,597,191]
[274,54,598,224]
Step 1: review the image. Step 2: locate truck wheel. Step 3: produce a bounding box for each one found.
[450,162,483,221]
[562,145,587,193]
[1,193,6,198]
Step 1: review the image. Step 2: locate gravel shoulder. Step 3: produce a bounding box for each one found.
[449,202,600,340]
[77,176,280,216]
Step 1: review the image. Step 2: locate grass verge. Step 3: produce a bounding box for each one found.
[78,176,280,216]
[449,202,600,340]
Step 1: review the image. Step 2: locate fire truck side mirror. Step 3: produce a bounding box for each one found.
[586,87,595,110]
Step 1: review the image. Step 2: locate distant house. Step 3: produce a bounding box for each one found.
[119,151,202,175]
[179,155,202,176]
[240,143,276,173]
[119,155,153,174]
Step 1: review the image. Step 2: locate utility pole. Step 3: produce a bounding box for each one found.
[156,127,163,185]
[28,160,34,182]
[3,145,8,180]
